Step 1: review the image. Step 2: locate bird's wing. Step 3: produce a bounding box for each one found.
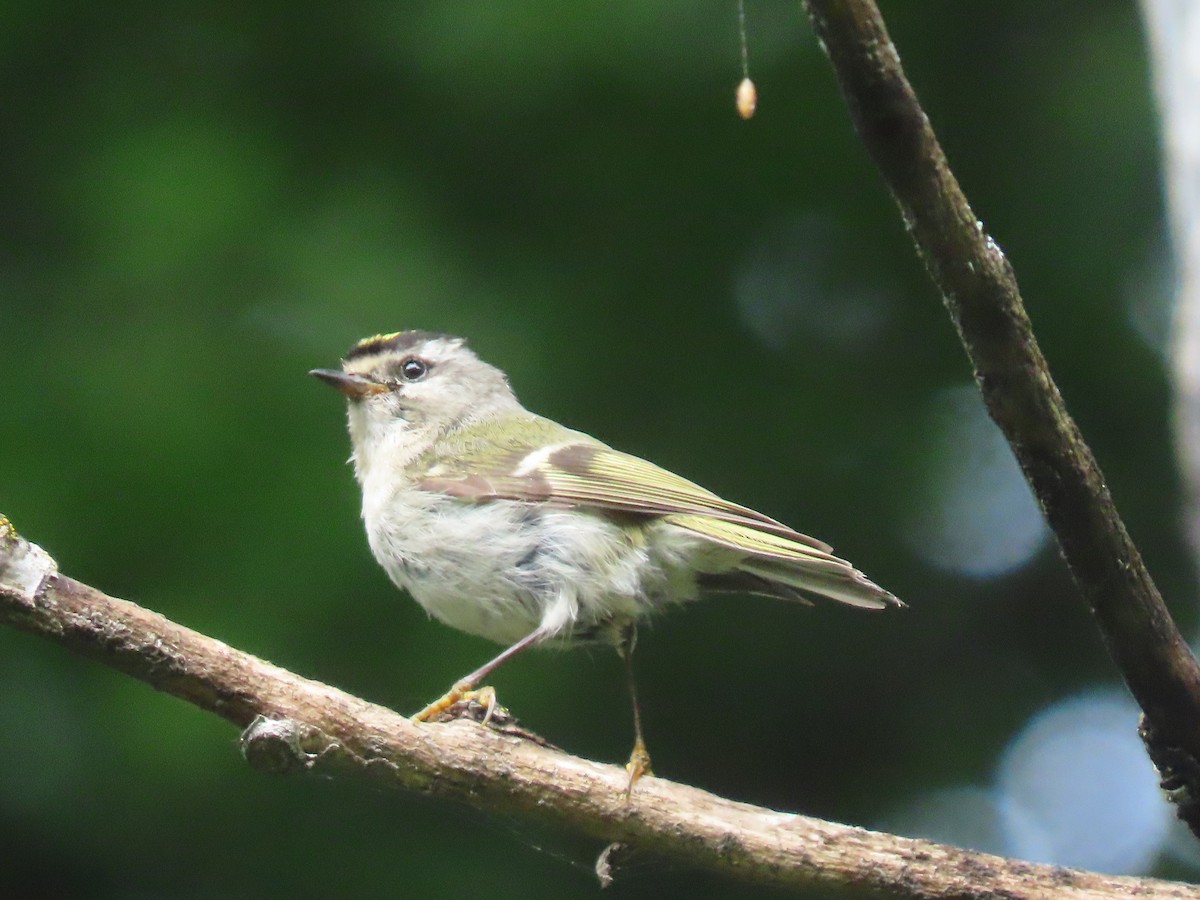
[418,417,902,610]
[416,416,832,551]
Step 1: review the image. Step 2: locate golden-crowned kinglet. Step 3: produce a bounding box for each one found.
[312,330,902,787]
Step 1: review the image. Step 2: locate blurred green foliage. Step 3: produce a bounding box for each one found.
[0,1,1186,896]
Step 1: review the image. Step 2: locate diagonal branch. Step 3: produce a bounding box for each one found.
[2,522,1198,897]
[800,0,1200,836]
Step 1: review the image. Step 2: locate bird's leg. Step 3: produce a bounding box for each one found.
[618,623,652,797]
[412,627,544,723]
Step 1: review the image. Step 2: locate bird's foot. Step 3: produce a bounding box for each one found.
[623,736,653,798]
[412,683,500,725]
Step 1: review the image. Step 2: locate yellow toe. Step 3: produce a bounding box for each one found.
[624,737,653,798]
[412,684,499,723]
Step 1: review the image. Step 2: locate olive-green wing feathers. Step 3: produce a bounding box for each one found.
[418,416,901,610]
[419,417,824,542]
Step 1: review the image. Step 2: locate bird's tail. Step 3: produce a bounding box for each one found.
[667,513,903,610]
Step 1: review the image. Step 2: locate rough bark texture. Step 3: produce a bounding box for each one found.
[2,522,1198,898]
[802,0,1200,837]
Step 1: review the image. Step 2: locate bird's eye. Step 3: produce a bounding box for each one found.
[399,357,428,381]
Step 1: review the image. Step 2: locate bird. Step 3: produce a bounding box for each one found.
[311,330,902,789]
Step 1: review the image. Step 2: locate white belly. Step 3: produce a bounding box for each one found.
[362,487,695,646]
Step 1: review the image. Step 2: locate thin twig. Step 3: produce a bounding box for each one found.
[1,524,1196,898]
[801,0,1200,836]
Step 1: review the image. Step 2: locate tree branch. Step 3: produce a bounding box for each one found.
[2,522,1197,897]
[801,0,1200,836]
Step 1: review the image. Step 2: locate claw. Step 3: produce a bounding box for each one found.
[475,686,498,725]
[623,736,653,799]
[412,682,499,724]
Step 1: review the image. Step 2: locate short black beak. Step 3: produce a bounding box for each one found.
[309,369,390,399]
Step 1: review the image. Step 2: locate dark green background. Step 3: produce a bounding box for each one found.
[0,1,1186,896]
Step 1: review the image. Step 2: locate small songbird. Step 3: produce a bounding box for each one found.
[312,330,902,787]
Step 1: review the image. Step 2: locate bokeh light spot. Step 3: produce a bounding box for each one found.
[879,785,1009,856]
[995,689,1170,873]
[905,384,1049,578]
[734,214,891,352]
